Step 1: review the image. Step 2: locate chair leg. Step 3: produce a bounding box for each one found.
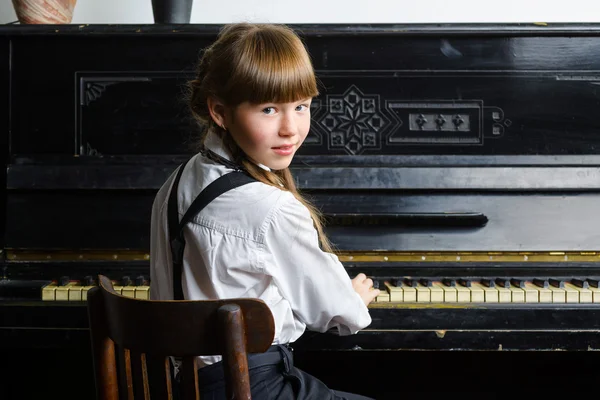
[88,287,119,400]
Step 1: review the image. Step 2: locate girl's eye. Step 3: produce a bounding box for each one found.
[296,104,309,112]
[262,107,276,115]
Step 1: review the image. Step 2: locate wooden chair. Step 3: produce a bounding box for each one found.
[87,275,275,400]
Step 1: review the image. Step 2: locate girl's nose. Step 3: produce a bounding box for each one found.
[279,114,297,136]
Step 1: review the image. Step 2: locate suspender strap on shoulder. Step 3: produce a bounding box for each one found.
[167,163,257,300]
[167,159,191,270]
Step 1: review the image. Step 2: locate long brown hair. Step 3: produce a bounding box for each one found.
[187,23,332,252]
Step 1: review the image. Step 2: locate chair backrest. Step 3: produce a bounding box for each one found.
[87,274,275,400]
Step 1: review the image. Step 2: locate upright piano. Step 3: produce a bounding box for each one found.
[2,23,600,398]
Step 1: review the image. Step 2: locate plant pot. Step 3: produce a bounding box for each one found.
[151,0,193,24]
[12,0,77,24]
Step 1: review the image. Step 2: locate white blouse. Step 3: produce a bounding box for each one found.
[150,130,372,367]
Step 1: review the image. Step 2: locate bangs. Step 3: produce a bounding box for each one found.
[223,28,319,105]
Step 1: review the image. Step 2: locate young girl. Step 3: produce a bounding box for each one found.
[150,22,379,400]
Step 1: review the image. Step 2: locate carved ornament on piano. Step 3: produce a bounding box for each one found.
[77,73,192,155]
[80,76,153,106]
[85,142,101,156]
[83,81,117,105]
[308,85,398,155]
[308,84,509,155]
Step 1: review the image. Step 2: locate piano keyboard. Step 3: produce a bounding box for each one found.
[37,275,600,304]
[41,275,150,301]
[373,278,600,304]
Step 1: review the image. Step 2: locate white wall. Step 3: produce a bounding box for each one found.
[1,0,599,25]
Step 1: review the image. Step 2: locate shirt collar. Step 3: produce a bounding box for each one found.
[203,129,271,172]
[204,128,233,161]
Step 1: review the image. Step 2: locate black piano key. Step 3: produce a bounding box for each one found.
[571,279,589,289]
[393,278,403,287]
[404,278,418,288]
[135,275,145,286]
[587,279,600,288]
[495,278,511,288]
[83,275,95,286]
[481,279,496,288]
[58,276,70,286]
[549,279,565,288]
[533,279,549,289]
[459,279,472,288]
[419,279,432,287]
[511,279,526,289]
[442,279,456,287]
[121,276,132,287]
[372,280,380,290]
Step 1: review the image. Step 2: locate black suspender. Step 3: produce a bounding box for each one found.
[167,158,257,300]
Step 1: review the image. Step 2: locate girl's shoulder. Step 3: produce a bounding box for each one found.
[234,179,300,211]
[232,181,309,218]
[260,188,312,226]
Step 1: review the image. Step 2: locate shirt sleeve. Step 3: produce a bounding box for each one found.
[149,181,174,301]
[263,192,372,335]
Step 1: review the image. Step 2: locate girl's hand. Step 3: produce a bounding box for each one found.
[351,273,380,306]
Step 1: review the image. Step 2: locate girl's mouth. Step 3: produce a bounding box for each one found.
[272,145,294,155]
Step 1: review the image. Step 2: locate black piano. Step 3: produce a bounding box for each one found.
[2,23,600,399]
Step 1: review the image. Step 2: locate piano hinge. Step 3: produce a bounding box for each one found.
[4,249,600,263]
[5,249,150,262]
[336,251,600,263]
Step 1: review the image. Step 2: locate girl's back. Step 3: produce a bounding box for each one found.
[149,22,377,400]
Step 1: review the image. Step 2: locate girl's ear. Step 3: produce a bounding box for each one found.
[207,97,228,129]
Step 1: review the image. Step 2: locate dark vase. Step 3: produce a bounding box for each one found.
[151,0,193,23]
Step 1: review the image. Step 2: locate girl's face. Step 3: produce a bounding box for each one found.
[224,98,312,170]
